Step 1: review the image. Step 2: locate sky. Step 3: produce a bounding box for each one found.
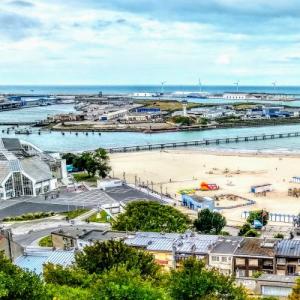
[1,0,300,85]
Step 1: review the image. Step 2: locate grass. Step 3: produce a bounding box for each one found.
[61,208,89,219]
[2,212,56,222]
[135,100,208,113]
[39,235,53,247]
[87,210,111,223]
[73,172,98,183]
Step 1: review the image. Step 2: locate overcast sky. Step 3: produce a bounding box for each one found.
[1,0,300,85]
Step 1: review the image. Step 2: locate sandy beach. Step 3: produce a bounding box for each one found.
[110,149,300,225]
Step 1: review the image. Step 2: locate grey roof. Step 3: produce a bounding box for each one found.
[20,157,52,182]
[258,274,298,283]
[235,238,277,258]
[124,231,218,254]
[276,240,300,258]
[211,236,244,254]
[1,138,22,152]
[80,230,132,242]
[51,228,88,238]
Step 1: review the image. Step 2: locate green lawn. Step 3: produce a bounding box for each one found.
[61,208,89,219]
[73,172,98,183]
[87,210,111,223]
[39,235,53,247]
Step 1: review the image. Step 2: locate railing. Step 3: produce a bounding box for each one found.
[242,211,297,223]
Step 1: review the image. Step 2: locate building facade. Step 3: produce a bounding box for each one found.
[0,138,66,200]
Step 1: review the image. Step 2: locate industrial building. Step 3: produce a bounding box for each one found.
[0,138,67,200]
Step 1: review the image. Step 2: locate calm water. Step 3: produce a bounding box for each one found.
[1,124,300,152]
[0,104,75,122]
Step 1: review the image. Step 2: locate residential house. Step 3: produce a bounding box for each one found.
[234,238,277,278]
[209,236,244,275]
[276,239,300,276]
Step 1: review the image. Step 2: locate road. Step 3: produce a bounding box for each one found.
[13,223,110,247]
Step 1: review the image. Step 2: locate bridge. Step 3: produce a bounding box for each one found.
[107,131,300,153]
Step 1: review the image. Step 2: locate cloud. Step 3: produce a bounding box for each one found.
[9,1,34,7]
[0,10,41,40]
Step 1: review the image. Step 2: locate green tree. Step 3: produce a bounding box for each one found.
[247,210,269,226]
[289,277,300,300]
[94,266,169,300]
[0,252,47,300]
[75,240,160,278]
[168,257,247,300]
[93,148,111,178]
[44,263,94,287]
[244,229,259,237]
[73,149,111,178]
[46,284,93,300]
[62,153,78,165]
[193,209,226,234]
[112,200,191,233]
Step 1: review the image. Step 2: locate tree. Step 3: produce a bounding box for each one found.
[72,149,111,178]
[44,263,94,287]
[94,266,169,300]
[193,209,226,234]
[0,251,47,300]
[75,240,160,278]
[289,277,300,300]
[247,210,269,226]
[62,153,78,165]
[112,200,191,233]
[93,148,111,178]
[46,284,93,300]
[168,257,247,300]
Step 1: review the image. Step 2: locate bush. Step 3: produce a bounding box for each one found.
[170,116,195,126]
[2,211,55,222]
[244,229,259,237]
[274,233,284,239]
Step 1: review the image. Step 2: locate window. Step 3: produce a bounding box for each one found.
[277,258,286,265]
[236,258,245,265]
[222,256,228,263]
[236,269,246,277]
[212,256,219,262]
[249,259,258,267]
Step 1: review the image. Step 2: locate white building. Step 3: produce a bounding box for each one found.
[0,138,65,200]
[223,93,250,100]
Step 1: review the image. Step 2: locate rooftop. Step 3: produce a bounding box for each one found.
[211,236,244,254]
[235,238,278,258]
[276,240,300,257]
[15,249,75,275]
[124,231,219,254]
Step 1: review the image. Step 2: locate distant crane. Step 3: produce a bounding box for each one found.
[160,81,167,95]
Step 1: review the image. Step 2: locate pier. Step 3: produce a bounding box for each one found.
[107,131,300,153]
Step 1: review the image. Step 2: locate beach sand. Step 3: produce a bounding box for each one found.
[110,149,300,225]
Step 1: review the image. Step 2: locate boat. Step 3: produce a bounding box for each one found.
[15,129,33,135]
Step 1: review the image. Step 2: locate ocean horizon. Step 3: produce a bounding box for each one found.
[1,85,300,95]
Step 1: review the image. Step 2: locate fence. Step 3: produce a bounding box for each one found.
[242,211,297,223]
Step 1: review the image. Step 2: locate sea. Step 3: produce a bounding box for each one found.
[1,85,300,153]
[1,84,300,95]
